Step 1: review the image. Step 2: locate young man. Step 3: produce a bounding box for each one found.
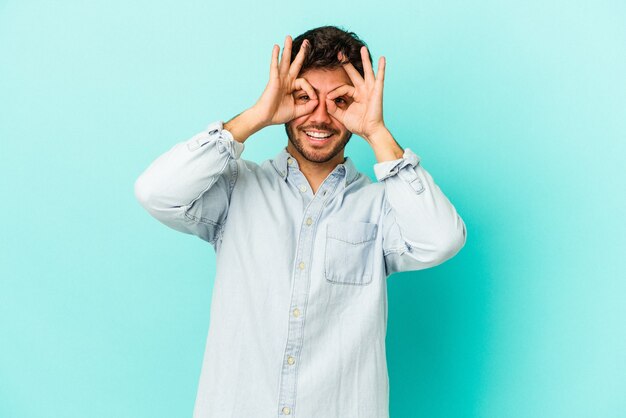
[135,25,466,418]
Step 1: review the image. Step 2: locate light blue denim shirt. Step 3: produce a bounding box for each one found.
[134,120,467,418]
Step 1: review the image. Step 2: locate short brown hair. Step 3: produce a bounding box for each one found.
[290,25,372,78]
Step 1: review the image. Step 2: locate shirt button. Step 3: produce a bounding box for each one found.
[287,158,293,165]
[287,356,295,365]
[299,185,307,193]
[293,308,300,317]
[298,262,305,270]
[282,406,291,415]
[305,217,313,225]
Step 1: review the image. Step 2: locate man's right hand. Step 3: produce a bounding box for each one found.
[251,35,319,127]
[224,35,318,143]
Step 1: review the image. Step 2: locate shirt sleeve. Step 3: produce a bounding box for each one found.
[134,120,244,247]
[374,147,467,277]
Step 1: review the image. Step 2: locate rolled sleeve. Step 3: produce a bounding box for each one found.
[134,120,244,246]
[187,121,245,159]
[375,148,466,276]
[374,148,425,194]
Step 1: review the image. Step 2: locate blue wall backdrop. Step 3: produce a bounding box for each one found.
[1,1,624,417]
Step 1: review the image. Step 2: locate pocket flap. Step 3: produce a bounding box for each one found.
[326,220,378,244]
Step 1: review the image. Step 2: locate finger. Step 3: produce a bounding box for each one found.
[294,77,317,101]
[279,35,292,77]
[340,60,365,90]
[327,84,355,101]
[360,46,375,86]
[375,56,385,90]
[294,99,319,118]
[288,39,309,79]
[325,97,345,122]
[270,44,279,80]
[293,77,319,118]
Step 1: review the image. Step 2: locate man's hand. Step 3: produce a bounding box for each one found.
[251,35,319,127]
[325,47,387,142]
[326,47,405,163]
[224,35,317,142]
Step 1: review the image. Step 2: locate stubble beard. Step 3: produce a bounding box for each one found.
[284,122,352,164]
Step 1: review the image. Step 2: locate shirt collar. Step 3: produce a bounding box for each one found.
[271,146,360,186]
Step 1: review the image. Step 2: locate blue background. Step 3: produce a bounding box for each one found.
[1,1,625,417]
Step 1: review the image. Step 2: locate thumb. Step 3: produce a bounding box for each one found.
[294,98,319,119]
[325,97,345,122]
[293,76,319,118]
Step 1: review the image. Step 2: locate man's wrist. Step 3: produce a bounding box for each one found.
[223,107,267,143]
[366,127,405,163]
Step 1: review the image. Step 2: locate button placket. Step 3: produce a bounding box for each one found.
[276,173,341,417]
[286,168,313,207]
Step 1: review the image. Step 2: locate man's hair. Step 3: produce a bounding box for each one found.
[290,25,372,78]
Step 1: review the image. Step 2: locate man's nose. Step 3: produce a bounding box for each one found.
[308,95,333,124]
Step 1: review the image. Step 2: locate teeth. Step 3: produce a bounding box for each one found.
[305,131,333,139]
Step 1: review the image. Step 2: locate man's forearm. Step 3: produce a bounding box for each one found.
[365,126,405,163]
[224,107,267,143]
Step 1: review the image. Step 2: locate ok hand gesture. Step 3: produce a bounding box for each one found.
[252,35,319,127]
[325,47,387,142]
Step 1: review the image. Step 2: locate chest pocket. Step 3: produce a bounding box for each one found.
[324,220,378,285]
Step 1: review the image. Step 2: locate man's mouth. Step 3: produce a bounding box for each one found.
[303,130,334,143]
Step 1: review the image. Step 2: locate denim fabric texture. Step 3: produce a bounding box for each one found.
[134,120,467,418]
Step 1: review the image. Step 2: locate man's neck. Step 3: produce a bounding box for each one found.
[285,146,345,195]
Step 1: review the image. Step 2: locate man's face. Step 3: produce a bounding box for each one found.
[285,67,353,164]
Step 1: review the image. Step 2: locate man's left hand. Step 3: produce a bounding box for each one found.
[325,46,387,143]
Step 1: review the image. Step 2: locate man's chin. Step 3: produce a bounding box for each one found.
[285,125,350,163]
[299,148,336,163]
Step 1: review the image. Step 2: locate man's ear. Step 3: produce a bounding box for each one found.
[337,50,349,64]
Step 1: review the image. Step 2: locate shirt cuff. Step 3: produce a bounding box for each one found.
[185,120,245,159]
[373,148,421,181]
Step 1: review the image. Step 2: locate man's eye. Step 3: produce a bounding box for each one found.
[335,98,346,104]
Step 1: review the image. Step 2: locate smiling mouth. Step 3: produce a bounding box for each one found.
[303,130,334,142]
